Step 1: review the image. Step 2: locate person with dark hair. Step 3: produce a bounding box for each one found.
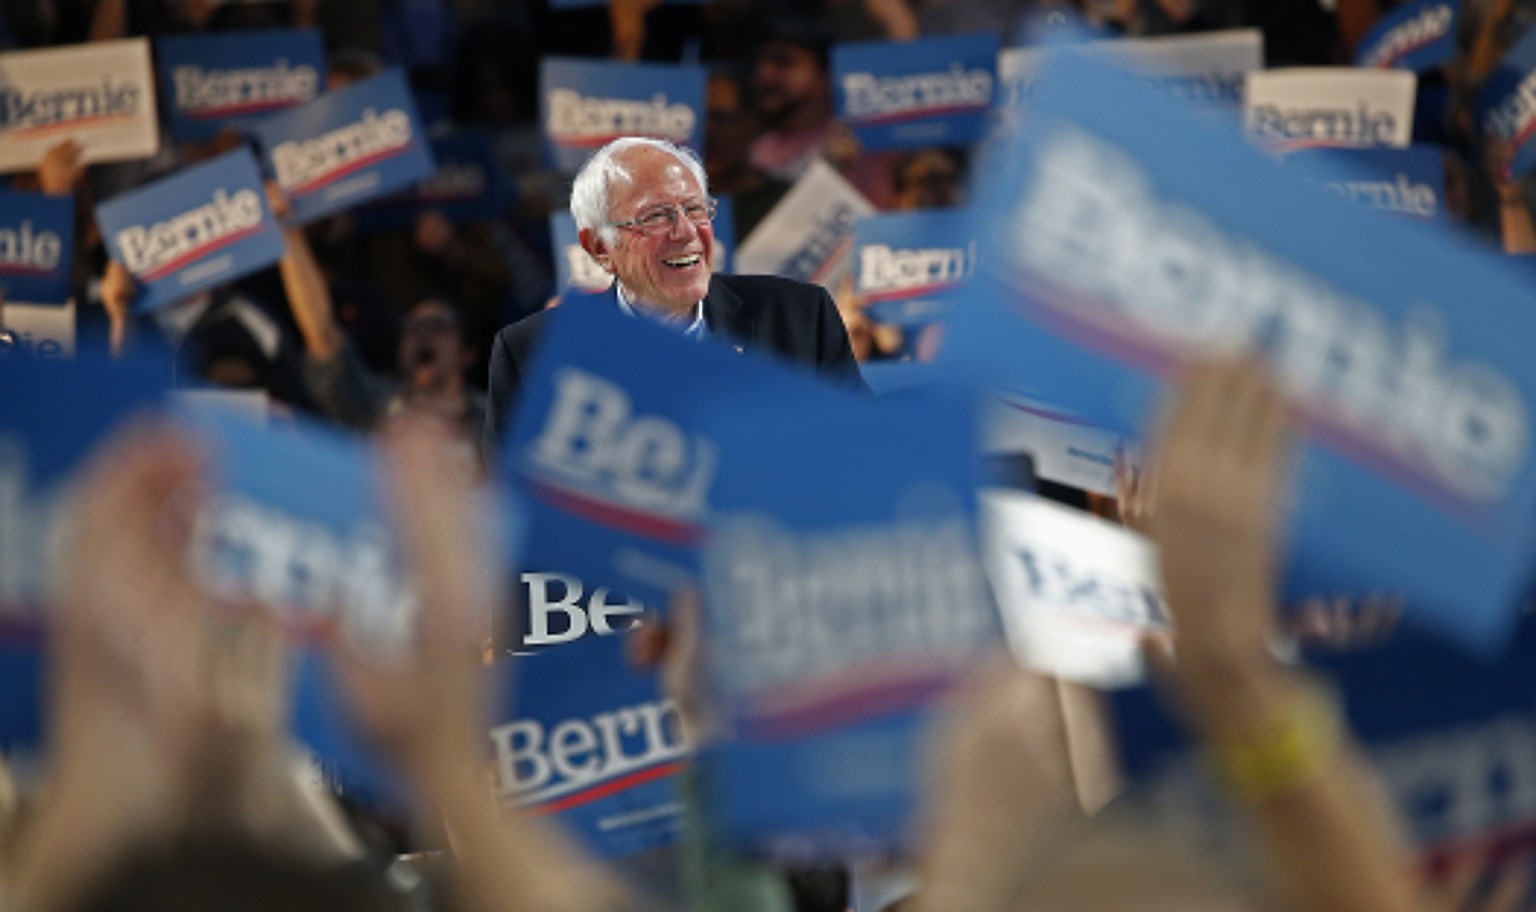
[705,68,792,241]
[749,19,838,183]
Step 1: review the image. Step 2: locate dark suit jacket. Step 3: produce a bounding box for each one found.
[483,273,869,454]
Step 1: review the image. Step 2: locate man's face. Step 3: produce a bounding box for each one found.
[399,300,467,391]
[754,40,827,123]
[581,146,715,313]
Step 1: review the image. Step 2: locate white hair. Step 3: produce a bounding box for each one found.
[569,137,710,244]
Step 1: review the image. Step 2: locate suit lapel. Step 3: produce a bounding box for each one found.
[703,276,754,346]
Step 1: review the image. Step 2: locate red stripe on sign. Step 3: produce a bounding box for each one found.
[287,143,415,196]
[186,98,304,119]
[528,476,703,545]
[860,279,958,303]
[7,113,139,140]
[137,221,266,283]
[0,263,57,276]
[532,761,686,814]
[850,103,986,126]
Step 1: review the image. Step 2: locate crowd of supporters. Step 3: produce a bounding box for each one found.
[3,1,1536,912]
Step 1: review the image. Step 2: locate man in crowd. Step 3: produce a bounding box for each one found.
[482,136,867,453]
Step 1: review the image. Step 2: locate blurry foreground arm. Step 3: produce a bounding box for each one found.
[339,419,633,912]
[1147,359,1417,912]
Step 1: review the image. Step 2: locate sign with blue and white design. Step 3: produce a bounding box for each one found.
[999,29,1263,111]
[156,29,325,143]
[852,209,975,326]
[1113,617,1536,870]
[495,632,688,858]
[697,387,1000,860]
[96,148,286,313]
[540,58,704,175]
[834,32,998,151]
[1356,0,1458,72]
[504,299,841,615]
[254,69,435,224]
[0,189,72,305]
[1285,145,1446,222]
[939,50,1536,652]
[734,160,874,292]
[1478,28,1536,181]
[1245,68,1417,150]
[360,129,512,230]
[0,38,159,174]
[175,405,511,661]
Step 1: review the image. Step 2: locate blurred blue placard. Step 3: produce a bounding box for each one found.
[852,209,975,326]
[1356,0,1458,71]
[1478,28,1536,181]
[254,69,435,223]
[539,58,704,175]
[940,50,1536,652]
[833,32,998,151]
[96,148,286,313]
[697,387,1000,860]
[0,189,73,304]
[157,29,325,143]
[359,129,512,230]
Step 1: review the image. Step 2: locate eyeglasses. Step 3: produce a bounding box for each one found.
[608,198,718,236]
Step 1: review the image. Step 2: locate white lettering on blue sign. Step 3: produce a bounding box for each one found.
[858,241,975,295]
[0,221,62,272]
[173,60,318,115]
[271,107,413,190]
[519,571,645,647]
[1248,103,1398,146]
[708,514,992,692]
[114,188,263,278]
[842,64,992,120]
[1362,4,1455,68]
[1009,126,1529,501]
[191,491,417,656]
[546,89,694,144]
[1485,71,1536,152]
[527,368,716,518]
[1324,172,1438,217]
[0,79,139,132]
[490,698,687,802]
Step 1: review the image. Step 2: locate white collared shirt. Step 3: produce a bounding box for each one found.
[614,283,706,340]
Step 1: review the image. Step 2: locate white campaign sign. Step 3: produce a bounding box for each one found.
[734,159,874,292]
[0,300,74,359]
[1244,68,1417,150]
[982,489,1168,688]
[0,39,159,173]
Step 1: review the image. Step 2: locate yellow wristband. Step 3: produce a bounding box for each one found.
[1206,682,1341,803]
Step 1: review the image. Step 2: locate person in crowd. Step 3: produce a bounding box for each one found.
[482,136,868,452]
[890,147,967,212]
[748,19,838,184]
[271,187,487,449]
[704,68,792,242]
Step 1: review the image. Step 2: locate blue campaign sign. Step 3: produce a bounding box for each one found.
[358,129,513,230]
[1114,618,1536,866]
[175,405,511,660]
[711,195,736,275]
[1356,0,1458,71]
[938,49,1536,652]
[1285,145,1446,222]
[156,29,325,143]
[852,209,976,326]
[540,58,704,175]
[502,298,842,620]
[495,632,687,858]
[833,32,998,151]
[0,189,72,304]
[95,148,287,313]
[254,69,435,224]
[1479,27,1536,181]
[696,387,1001,860]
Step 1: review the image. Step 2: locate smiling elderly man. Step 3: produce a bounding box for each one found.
[482,136,868,454]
